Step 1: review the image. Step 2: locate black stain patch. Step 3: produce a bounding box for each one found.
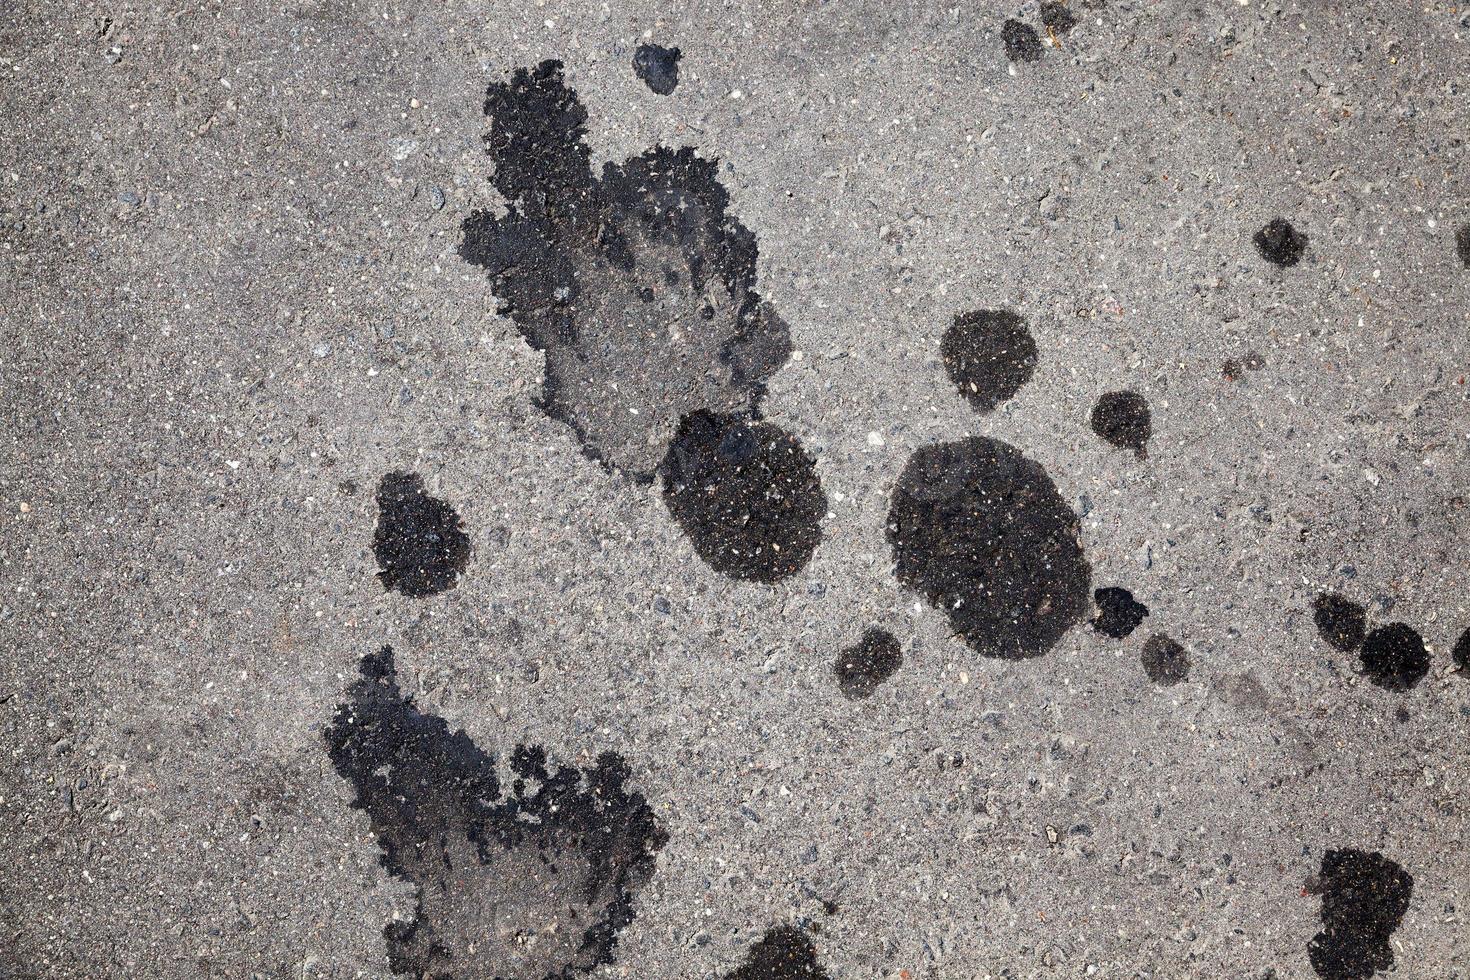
[660,411,826,583]
[373,472,472,598]
[324,647,666,979]
[1141,633,1190,685]
[632,43,681,95]
[1222,351,1265,381]
[1307,848,1413,980]
[1449,625,1470,675]
[834,628,904,699]
[725,926,830,980]
[941,308,1038,413]
[1456,224,1470,268]
[1254,217,1308,267]
[460,60,794,481]
[1092,587,1149,639]
[1358,622,1429,691]
[1041,1,1079,34]
[1090,390,1151,458]
[1313,592,1367,652]
[1002,19,1044,63]
[887,437,1091,660]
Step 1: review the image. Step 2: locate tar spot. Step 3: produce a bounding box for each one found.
[1456,224,1470,268]
[1454,625,1470,674]
[1041,1,1079,33]
[661,411,826,583]
[323,647,666,979]
[632,44,681,95]
[725,926,830,980]
[1141,633,1190,685]
[372,472,471,598]
[1092,587,1149,639]
[1307,849,1413,980]
[1313,592,1367,652]
[1358,622,1429,691]
[1090,390,1151,458]
[460,61,794,481]
[1002,19,1044,63]
[834,628,904,699]
[941,308,1038,413]
[887,437,1091,660]
[1254,217,1308,267]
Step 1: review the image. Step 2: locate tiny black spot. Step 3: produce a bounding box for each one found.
[1358,622,1429,691]
[1141,633,1190,686]
[1313,592,1367,652]
[1002,19,1045,63]
[1041,1,1079,33]
[372,472,471,598]
[834,628,904,699]
[1090,390,1151,458]
[1254,218,1308,267]
[1308,848,1413,980]
[1453,625,1470,674]
[1092,587,1149,639]
[632,43,681,95]
[1456,224,1470,268]
[725,925,830,980]
[941,308,1038,413]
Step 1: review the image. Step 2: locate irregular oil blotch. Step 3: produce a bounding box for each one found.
[1454,625,1470,675]
[373,472,472,598]
[1456,224,1470,268]
[661,410,826,583]
[1092,587,1149,639]
[1222,351,1265,381]
[1090,390,1151,458]
[633,44,681,95]
[1313,592,1367,652]
[1254,217,1308,267]
[887,437,1090,660]
[1041,1,1078,34]
[1358,622,1429,691]
[1002,19,1044,63]
[834,628,903,699]
[460,60,793,481]
[941,308,1038,413]
[1307,848,1412,980]
[323,647,666,979]
[1141,633,1190,685]
[725,926,830,980]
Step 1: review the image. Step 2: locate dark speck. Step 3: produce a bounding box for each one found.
[633,44,681,95]
[1092,587,1149,639]
[1254,218,1308,267]
[1313,592,1366,652]
[1358,623,1429,691]
[1090,390,1151,458]
[1002,19,1044,63]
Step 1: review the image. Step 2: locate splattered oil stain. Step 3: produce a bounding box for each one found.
[1254,218,1308,267]
[1456,224,1470,268]
[1453,625,1470,674]
[834,627,903,699]
[725,926,830,980]
[1313,592,1367,652]
[941,308,1038,413]
[1002,19,1044,63]
[1358,623,1429,691]
[633,44,681,95]
[1090,390,1151,458]
[1092,587,1149,639]
[1041,1,1078,34]
[373,472,472,598]
[887,437,1090,660]
[1140,633,1190,685]
[459,60,795,482]
[1307,848,1413,980]
[660,411,826,582]
[323,647,666,979]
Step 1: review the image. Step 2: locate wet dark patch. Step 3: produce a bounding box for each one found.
[373,472,471,598]
[1221,351,1265,381]
[1090,390,1151,458]
[324,647,665,979]
[1358,622,1429,691]
[1307,848,1413,980]
[1041,1,1079,34]
[633,44,681,95]
[1456,224,1470,268]
[661,411,826,583]
[1453,625,1470,674]
[460,60,793,481]
[941,308,1038,413]
[1313,592,1367,652]
[726,926,830,980]
[887,437,1091,660]
[1254,217,1308,267]
[834,628,904,699]
[1141,633,1190,685]
[1092,587,1149,639]
[1002,19,1044,63]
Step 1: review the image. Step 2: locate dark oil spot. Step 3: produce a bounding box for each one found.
[1308,848,1413,980]
[834,628,904,699]
[1141,633,1190,685]
[1254,218,1308,267]
[725,926,830,980]
[1454,625,1470,675]
[1313,592,1367,652]
[460,61,793,481]
[887,437,1091,660]
[1221,351,1266,381]
[632,43,681,95]
[1092,587,1149,639]
[323,647,666,979]
[373,472,471,598]
[1456,224,1470,268]
[940,308,1038,413]
[1002,19,1044,63]
[1358,622,1429,691]
[1041,1,1079,33]
[1090,390,1151,458]
[661,411,826,583]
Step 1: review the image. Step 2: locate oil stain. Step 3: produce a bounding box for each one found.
[1456,224,1470,268]
[1041,1,1079,34]
[1002,19,1044,63]
[633,44,681,95]
[834,628,903,699]
[373,472,472,598]
[941,308,1038,413]
[1141,633,1190,685]
[1313,592,1367,652]
[1090,390,1151,458]
[1254,218,1307,267]
[1307,848,1413,980]
[1358,622,1429,691]
[1454,625,1470,675]
[1092,587,1149,639]
[725,926,830,980]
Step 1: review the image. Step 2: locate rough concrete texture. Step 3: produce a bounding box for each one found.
[3,1,1469,977]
